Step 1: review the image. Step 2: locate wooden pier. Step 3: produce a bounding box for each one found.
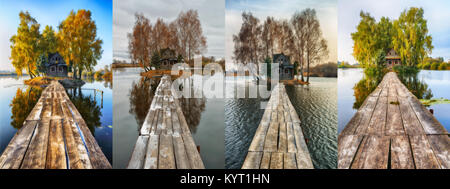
[339,72,449,169]
[242,83,314,169]
[127,75,204,169]
[0,81,111,169]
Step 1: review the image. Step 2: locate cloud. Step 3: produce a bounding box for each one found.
[113,0,225,62]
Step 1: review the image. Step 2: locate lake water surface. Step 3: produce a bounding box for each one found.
[225,77,337,169]
[0,76,112,163]
[112,67,225,168]
[338,68,450,133]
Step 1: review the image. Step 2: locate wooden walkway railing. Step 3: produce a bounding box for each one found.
[339,72,449,169]
[0,81,111,169]
[127,75,204,169]
[242,83,314,169]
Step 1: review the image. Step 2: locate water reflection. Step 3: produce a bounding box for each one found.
[129,77,159,127]
[66,87,102,135]
[10,87,42,129]
[128,76,207,134]
[397,72,433,100]
[352,69,432,109]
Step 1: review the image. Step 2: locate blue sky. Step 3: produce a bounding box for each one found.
[339,0,450,64]
[225,0,337,66]
[0,0,112,71]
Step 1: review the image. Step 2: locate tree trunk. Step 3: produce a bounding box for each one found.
[306,53,310,83]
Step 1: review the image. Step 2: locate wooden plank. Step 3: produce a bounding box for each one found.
[409,97,447,134]
[242,152,263,169]
[127,136,149,169]
[263,122,279,152]
[75,118,111,169]
[354,96,379,135]
[143,134,159,169]
[409,135,441,169]
[427,135,450,169]
[46,119,67,169]
[286,122,296,153]
[283,152,297,169]
[62,119,92,169]
[0,121,38,169]
[390,135,414,169]
[351,135,390,169]
[398,97,424,135]
[385,87,405,136]
[367,96,387,135]
[21,121,50,169]
[182,133,204,169]
[173,135,190,169]
[269,152,283,169]
[248,108,271,152]
[259,152,271,169]
[158,134,176,169]
[338,135,364,169]
[278,122,287,152]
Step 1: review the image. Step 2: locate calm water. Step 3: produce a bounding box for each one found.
[0,76,113,163]
[225,77,338,169]
[338,68,450,133]
[112,67,225,168]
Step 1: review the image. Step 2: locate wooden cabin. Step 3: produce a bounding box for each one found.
[385,48,401,68]
[46,52,68,77]
[273,53,294,80]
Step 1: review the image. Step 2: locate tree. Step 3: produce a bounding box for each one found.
[151,51,161,69]
[36,53,47,76]
[303,8,328,83]
[175,10,207,64]
[261,17,276,59]
[10,11,41,77]
[58,9,103,79]
[233,12,262,64]
[128,13,153,71]
[393,7,433,66]
[39,25,58,56]
[291,11,307,81]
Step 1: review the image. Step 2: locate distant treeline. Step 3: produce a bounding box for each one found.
[418,57,450,70]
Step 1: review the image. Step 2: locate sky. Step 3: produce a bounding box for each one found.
[113,0,225,62]
[225,0,338,67]
[339,0,450,65]
[0,0,112,71]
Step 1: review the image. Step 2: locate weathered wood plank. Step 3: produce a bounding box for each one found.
[351,135,390,169]
[259,152,271,169]
[427,135,450,169]
[46,119,67,169]
[0,121,38,169]
[127,136,149,169]
[283,152,297,169]
[20,121,50,169]
[173,135,190,169]
[338,135,364,169]
[269,152,283,169]
[242,152,263,169]
[143,134,159,169]
[409,135,441,169]
[158,134,176,169]
[390,135,414,169]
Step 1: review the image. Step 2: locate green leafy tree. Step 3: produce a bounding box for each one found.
[39,25,58,56]
[36,54,47,76]
[151,51,161,69]
[393,7,433,66]
[10,11,41,77]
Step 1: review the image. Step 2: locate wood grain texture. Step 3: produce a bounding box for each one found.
[242,83,313,169]
[128,75,204,169]
[339,72,448,169]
